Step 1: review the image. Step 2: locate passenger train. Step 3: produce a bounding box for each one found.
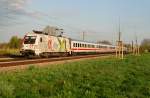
[20,30,126,57]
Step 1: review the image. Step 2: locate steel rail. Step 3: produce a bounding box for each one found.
[0,54,112,68]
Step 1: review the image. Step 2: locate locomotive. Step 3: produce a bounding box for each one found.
[20,27,126,57]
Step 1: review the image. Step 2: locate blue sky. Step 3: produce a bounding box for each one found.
[0,0,150,44]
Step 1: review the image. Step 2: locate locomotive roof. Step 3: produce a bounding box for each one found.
[26,32,70,39]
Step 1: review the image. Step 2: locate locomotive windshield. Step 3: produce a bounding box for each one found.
[24,36,36,44]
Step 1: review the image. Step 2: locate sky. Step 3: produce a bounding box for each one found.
[0,0,150,44]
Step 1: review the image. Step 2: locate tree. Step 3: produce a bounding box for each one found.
[0,43,9,49]
[97,40,112,45]
[8,36,22,49]
[140,39,150,52]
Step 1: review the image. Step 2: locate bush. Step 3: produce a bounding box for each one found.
[8,36,22,49]
[140,39,150,52]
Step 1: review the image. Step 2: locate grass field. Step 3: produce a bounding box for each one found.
[0,54,150,98]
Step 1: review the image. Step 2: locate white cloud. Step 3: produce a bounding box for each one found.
[0,0,43,27]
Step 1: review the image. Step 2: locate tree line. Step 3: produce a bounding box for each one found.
[0,36,22,49]
[0,36,150,53]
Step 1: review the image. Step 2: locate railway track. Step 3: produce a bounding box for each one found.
[0,54,112,68]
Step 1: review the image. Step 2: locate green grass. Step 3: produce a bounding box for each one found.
[0,54,150,98]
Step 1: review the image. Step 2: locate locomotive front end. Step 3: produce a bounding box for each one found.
[20,34,39,57]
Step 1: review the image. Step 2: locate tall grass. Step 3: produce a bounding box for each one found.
[0,49,20,56]
[0,54,150,98]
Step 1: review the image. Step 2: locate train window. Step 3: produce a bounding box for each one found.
[75,43,77,47]
[92,45,94,48]
[24,36,36,44]
[73,43,75,47]
[81,44,83,47]
[78,43,79,47]
[40,37,42,42]
[85,44,87,48]
[80,44,81,47]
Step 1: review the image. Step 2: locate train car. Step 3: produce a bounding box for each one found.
[20,31,126,57]
[70,40,116,54]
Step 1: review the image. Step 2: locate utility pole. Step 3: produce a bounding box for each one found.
[82,32,85,41]
[116,19,124,59]
[118,21,121,41]
[131,40,134,53]
[133,32,140,55]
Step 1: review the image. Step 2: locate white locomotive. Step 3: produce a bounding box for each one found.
[20,28,122,57]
